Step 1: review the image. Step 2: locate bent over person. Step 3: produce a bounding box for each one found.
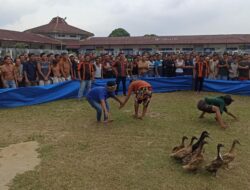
[86,81,122,123]
[197,95,237,129]
[120,80,152,119]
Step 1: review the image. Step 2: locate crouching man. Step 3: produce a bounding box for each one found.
[120,80,152,119]
[197,95,238,129]
[86,81,122,124]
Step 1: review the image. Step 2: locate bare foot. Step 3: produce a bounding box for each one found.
[137,116,143,120]
[132,114,138,119]
[103,119,114,124]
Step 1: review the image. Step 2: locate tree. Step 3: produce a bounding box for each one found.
[108,28,130,37]
[144,34,157,37]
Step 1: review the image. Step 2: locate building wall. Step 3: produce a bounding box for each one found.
[79,43,244,55]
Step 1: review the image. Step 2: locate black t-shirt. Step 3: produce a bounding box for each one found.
[238,61,250,78]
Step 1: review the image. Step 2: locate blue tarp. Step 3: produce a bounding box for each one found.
[0,76,250,108]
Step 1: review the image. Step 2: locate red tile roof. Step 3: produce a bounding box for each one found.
[60,39,81,49]
[0,29,61,45]
[80,34,250,46]
[25,17,94,37]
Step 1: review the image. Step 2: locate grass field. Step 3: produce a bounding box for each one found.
[0,91,250,190]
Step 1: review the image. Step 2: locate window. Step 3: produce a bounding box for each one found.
[57,34,65,37]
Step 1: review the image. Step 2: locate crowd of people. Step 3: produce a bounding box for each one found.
[0,52,250,93]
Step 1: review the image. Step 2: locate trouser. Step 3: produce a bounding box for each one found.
[52,77,65,84]
[194,77,204,92]
[39,80,51,86]
[217,75,228,80]
[115,76,126,95]
[26,81,37,87]
[87,98,109,121]
[78,80,92,99]
[3,80,16,88]
[62,76,71,81]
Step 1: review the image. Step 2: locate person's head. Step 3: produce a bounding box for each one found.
[55,54,61,62]
[40,53,47,61]
[221,95,234,106]
[47,53,54,62]
[106,81,117,92]
[28,53,36,62]
[3,55,12,64]
[85,54,91,62]
[15,58,21,66]
[19,54,26,63]
[69,54,75,61]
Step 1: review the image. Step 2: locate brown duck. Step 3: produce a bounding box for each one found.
[182,141,208,172]
[205,143,224,176]
[170,136,197,160]
[172,136,188,153]
[222,139,240,169]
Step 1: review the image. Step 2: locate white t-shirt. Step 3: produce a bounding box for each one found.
[175,59,184,73]
[94,63,102,78]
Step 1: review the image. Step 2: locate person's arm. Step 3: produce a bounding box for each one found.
[199,111,206,118]
[37,63,45,80]
[120,90,132,108]
[77,63,82,80]
[112,62,118,76]
[59,62,66,78]
[0,68,5,87]
[23,64,29,83]
[91,64,95,80]
[13,67,18,87]
[45,64,51,81]
[100,99,109,119]
[112,95,123,105]
[155,62,159,76]
[225,111,238,121]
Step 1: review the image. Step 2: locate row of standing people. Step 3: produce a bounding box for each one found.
[0,52,249,91]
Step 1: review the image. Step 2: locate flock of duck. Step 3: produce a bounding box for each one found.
[170,131,240,176]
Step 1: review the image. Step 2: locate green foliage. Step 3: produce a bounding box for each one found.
[144,34,158,37]
[108,28,130,37]
[14,43,28,49]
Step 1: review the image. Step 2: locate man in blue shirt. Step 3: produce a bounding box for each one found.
[86,81,122,123]
[23,53,38,86]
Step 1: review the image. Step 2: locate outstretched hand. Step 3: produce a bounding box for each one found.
[119,102,125,109]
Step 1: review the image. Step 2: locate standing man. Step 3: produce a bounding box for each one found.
[217,54,229,80]
[23,53,38,87]
[238,54,250,81]
[120,80,152,119]
[138,55,150,77]
[86,81,122,123]
[0,56,17,88]
[77,54,95,100]
[194,55,209,94]
[59,53,72,81]
[197,95,237,129]
[113,53,128,96]
[37,53,51,86]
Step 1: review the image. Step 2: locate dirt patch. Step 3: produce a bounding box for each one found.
[0,141,40,190]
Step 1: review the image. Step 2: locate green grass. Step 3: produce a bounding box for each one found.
[0,91,250,190]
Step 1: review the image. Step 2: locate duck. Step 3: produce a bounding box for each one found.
[170,136,198,160]
[192,131,210,152]
[205,143,224,176]
[222,139,241,169]
[172,136,188,153]
[182,141,208,172]
[182,131,210,164]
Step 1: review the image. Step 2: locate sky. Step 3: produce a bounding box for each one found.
[0,0,250,37]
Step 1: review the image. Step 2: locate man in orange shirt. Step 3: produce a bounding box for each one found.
[120,80,152,119]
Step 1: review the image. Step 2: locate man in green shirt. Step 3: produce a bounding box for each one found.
[197,95,237,129]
